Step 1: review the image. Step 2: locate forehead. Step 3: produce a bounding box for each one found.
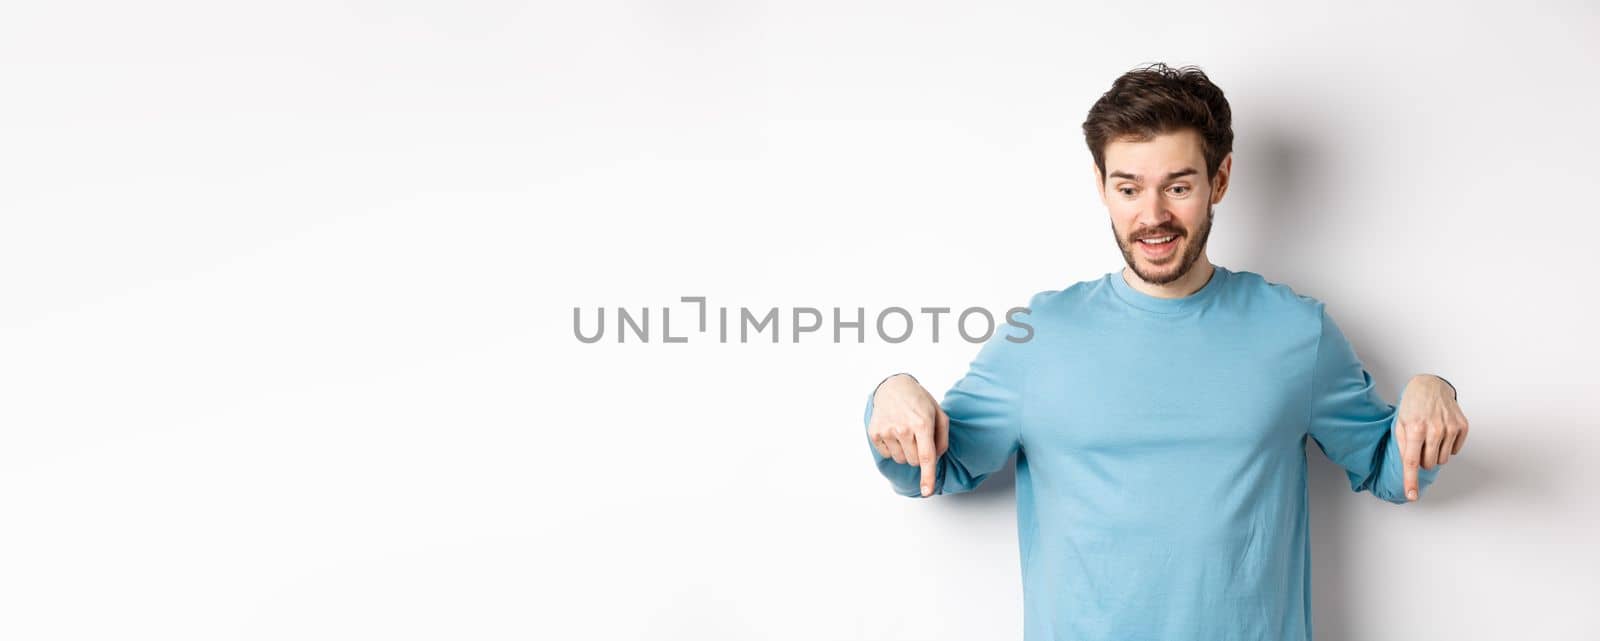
[1103,128,1205,176]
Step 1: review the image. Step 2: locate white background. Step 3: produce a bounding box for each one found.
[3,1,1597,639]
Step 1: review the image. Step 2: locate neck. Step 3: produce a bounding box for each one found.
[1122,256,1215,299]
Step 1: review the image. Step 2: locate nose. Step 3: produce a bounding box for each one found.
[1133,190,1175,230]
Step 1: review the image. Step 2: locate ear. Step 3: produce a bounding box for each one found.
[1210,153,1233,204]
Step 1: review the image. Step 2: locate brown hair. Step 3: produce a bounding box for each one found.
[1082,62,1233,182]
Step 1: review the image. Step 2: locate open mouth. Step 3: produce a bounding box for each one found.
[1134,233,1180,258]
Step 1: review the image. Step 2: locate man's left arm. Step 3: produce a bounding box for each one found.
[1306,305,1471,504]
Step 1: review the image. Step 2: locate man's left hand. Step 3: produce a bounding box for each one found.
[1395,374,1470,502]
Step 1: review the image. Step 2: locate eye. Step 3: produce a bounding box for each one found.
[1117,186,1136,197]
[1169,185,1190,196]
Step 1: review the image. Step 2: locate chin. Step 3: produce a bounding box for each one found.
[1137,266,1183,285]
[1134,250,1194,283]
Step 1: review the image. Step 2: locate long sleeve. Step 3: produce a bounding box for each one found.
[862,327,1026,498]
[1306,305,1440,504]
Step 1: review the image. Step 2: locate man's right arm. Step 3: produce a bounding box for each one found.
[862,329,1026,498]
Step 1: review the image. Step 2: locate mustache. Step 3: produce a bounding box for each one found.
[1129,226,1186,241]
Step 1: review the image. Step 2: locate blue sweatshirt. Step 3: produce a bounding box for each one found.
[862,264,1439,641]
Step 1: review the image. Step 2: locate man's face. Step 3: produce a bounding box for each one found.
[1095,128,1229,285]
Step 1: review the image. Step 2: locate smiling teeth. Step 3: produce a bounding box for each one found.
[1139,236,1175,244]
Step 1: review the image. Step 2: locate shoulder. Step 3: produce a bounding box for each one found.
[970,274,1105,356]
[1221,267,1328,326]
[1018,271,1114,316]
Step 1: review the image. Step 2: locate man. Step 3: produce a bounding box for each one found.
[862,63,1470,641]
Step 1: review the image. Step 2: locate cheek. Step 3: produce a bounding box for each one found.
[1109,204,1140,228]
[1176,203,1210,227]
[1110,216,1135,239]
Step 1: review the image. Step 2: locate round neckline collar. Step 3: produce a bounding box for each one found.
[1108,263,1230,315]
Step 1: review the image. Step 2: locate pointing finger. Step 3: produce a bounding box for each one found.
[918,430,938,497]
[1399,419,1423,502]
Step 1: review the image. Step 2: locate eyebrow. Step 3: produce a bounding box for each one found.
[1108,168,1199,183]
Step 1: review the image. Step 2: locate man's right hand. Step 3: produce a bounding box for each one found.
[868,374,950,497]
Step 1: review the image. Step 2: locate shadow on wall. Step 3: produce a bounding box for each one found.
[1229,114,1382,641]
[1232,114,1508,640]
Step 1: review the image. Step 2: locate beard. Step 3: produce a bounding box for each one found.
[1113,205,1214,286]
